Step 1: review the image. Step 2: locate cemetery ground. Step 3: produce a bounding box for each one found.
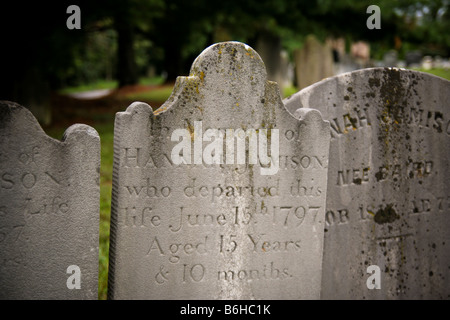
[41,68,449,300]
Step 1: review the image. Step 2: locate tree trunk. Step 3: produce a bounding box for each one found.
[162,39,184,82]
[115,14,138,87]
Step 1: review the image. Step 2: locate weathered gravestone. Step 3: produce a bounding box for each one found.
[108,42,330,299]
[0,101,100,299]
[284,68,450,299]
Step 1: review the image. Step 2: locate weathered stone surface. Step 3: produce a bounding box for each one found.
[108,42,330,299]
[0,101,100,299]
[284,68,450,299]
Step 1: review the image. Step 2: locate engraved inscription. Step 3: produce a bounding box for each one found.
[325,196,450,228]
[336,160,434,186]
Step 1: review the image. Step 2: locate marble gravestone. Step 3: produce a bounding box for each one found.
[108,42,330,299]
[0,101,100,299]
[284,68,450,299]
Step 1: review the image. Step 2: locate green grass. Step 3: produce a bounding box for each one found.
[125,85,174,103]
[58,76,166,95]
[282,85,299,98]
[138,76,165,86]
[411,67,450,80]
[96,123,114,300]
[58,80,118,95]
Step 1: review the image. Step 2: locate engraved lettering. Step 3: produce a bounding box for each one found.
[337,167,370,186]
[1,173,14,189]
[122,206,160,227]
[218,262,291,281]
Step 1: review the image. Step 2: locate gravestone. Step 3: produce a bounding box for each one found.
[284,68,450,299]
[350,41,371,68]
[294,35,334,90]
[0,101,100,299]
[108,41,330,299]
[405,51,422,68]
[421,56,433,70]
[383,50,398,67]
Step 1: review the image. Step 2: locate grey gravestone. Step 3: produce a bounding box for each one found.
[0,101,100,299]
[421,56,433,70]
[406,51,422,68]
[108,41,330,299]
[284,68,450,299]
[383,50,398,67]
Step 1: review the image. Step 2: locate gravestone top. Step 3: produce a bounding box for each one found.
[108,41,330,300]
[284,67,450,299]
[0,101,100,299]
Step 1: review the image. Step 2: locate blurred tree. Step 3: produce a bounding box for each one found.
[0,1,88,124]
[149,0,214,81]
[392,0,450,56]
[107,0,164,86]
[1,0,448,114]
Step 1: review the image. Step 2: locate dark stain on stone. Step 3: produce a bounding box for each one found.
[348,115,358,128]
[374,204,399,224]
[375,170,384,181]
[380,68,405,106]
[344,95,350,101]
[368,77,381,88]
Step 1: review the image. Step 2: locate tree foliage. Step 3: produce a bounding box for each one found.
[1,0,448,102]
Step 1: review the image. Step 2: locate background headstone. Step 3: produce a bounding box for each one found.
[421,56,433,70]
[405,51,422,68]
[383,50,398,67]
[350,41,371,67]
[0,101,100,299]
[294,35,334,90]
[284,68,450,299]
[108,41,330,299]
